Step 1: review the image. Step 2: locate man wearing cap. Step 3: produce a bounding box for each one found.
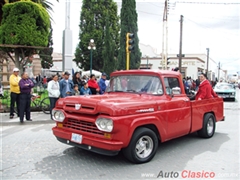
[59,71,74,98]
[98,72,107,94]
[9,68,21,119]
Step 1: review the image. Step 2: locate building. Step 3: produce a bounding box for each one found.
[139,44,226,81]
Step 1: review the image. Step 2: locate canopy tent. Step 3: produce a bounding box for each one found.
[82,70,102,77]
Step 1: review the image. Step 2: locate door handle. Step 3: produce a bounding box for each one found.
[183,98,189,102]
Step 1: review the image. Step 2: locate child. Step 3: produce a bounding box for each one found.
[80,81,92,95]
[73,84,80,96]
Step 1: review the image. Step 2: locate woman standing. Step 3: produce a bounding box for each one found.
[72,72,84,91]
[47,74,60,120]
[18,72,34,123]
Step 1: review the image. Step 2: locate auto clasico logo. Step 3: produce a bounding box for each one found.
[157,170,215,178]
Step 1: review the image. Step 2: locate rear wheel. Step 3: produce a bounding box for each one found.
[41,97,50,114]
[123,127,158,164]
[198,113,216,138]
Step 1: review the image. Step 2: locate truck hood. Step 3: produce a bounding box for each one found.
[56,93,159,116]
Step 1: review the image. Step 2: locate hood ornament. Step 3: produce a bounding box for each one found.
[75,104,81,110]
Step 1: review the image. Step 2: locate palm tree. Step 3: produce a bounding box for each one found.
[31,0,59,14]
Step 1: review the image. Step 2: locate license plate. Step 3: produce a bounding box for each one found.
[71,133,82,144]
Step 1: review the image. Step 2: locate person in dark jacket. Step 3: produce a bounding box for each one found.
[18,72,34,123]
[98,72,107,94]
[72,72,84,91]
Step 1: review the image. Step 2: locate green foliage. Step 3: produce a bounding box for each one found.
[74,0,120,72]
[0,0,50,47]
[102,17,116,76]
[0,0,50,72]
[118,0,142,70]
[40,25,53,69]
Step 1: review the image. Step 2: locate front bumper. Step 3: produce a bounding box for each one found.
[52,127,123,156]
[217,94,235,99]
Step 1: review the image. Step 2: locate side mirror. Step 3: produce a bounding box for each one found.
[171,87,181,95]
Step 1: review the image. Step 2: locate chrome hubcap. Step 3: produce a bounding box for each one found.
[207,118,214,135]
[135,136,153,159]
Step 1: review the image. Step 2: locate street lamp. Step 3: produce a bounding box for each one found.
[88,39,96,75]
[206,48,209,78]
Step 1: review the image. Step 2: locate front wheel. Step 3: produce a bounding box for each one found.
[198,113,216,138]
[123,127,158,164]
[41,97,50,114]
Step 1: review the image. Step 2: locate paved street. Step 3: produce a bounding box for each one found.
[1,89,239,180]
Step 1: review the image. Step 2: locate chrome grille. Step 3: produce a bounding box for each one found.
[63,118,104,135]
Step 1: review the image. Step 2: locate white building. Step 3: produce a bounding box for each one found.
[139,44,226,81]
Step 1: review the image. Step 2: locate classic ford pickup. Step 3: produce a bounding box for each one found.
[52,70,224,163]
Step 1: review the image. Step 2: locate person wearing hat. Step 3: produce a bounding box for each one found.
[59,71,74,98]
[98,72,107,95]
[9,68,21,119]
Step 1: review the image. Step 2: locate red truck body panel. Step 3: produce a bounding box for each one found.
[52,70,224,155]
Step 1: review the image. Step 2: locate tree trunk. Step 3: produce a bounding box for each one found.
[14,48,23,74]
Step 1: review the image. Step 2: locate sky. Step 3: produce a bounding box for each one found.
[51,0,240,74]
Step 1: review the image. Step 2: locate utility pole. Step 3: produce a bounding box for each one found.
[206,48,209,78]
[179,15,183,73]
[218,61,220,81]
[62,0,73,77]
[162,0,168,70]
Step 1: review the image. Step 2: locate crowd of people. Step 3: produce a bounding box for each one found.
[9,68,108,122]
[9,67,219,123]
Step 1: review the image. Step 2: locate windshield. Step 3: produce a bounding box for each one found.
[106,75,163,95]
[216,84,234,90]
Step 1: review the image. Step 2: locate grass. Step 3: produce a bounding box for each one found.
[0,88,50,108]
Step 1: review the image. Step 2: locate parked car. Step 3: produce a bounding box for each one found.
[214,83,236,101]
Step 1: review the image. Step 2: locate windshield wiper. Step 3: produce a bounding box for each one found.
[107,90,124,93]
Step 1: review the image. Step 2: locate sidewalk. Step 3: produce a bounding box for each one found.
[0,112,54,126]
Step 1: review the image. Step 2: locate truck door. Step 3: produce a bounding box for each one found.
[163,77,191,139]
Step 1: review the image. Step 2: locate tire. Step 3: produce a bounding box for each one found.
[198,113,216,138]
[123,127,158,164]
[41,97,50,114]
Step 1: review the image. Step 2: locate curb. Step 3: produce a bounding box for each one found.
[1,120,55,126]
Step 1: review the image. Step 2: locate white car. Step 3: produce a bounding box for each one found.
[214,83,236,101]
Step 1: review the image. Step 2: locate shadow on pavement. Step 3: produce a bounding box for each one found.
[34,131,230,179]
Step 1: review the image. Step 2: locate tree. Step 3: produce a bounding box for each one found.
[39,25,53,69]
[118,0,141,70]
[74,0,120,72]
[102,16,116,76]
[0,0,50,72]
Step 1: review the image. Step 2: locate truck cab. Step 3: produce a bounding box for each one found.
[52,70,224,163]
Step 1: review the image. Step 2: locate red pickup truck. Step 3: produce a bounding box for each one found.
[52,70,224,164]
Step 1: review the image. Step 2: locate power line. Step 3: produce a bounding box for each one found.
[184,17,240,36]
[176,1,240,5]
[137,10,162,16]
[147,2,164,8]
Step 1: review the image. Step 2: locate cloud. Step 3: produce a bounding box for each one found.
[51,0,240,74]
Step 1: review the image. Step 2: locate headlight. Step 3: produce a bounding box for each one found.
[232,92,235,95]
[95,117,113,132]
[52,110,65,122]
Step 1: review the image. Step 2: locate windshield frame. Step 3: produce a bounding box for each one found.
[106,74,164,96]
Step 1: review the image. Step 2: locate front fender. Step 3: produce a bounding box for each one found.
[123,115,166,147]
